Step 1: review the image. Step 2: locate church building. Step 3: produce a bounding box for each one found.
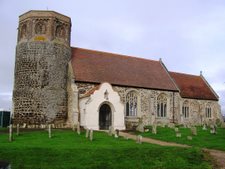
[12,10,223,130]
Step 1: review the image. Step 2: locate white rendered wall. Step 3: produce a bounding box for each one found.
[79,83,125,130]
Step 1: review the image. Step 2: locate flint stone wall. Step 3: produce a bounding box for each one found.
[13,42,71,124]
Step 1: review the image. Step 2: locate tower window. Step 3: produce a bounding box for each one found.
[56,25,66,38]
[35,21,46,34]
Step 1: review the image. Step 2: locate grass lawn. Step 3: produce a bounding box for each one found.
[0,128,214,169]
[140,126,225,151]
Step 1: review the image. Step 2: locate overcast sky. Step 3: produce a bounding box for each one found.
[0,0,224,115]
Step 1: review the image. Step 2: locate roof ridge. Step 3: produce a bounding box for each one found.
[169,71,200,77]
[72,47,160,63]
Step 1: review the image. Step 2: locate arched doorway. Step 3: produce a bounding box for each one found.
[99,104,112,130]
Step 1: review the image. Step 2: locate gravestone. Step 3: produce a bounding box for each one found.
[116,129,120,137]
[48,124,52,138]
[144,128,149,132]
[210,125,217,134]
[9,124,13,142]
[16,124,20,136]
[77,122,80,135]
[22,123,26,128]
[90,129,93,141]
[137,123,144,132]
[114,129,119,138]
[136,135,142,144]
[72,124,75,131]
[191,127,197,136]
[108,126,113,136]
[202,124,207,130]
[152,124,157,134]
[168,123,175,128]
[187,136,192,140]
[176,132,181,137]
[114,133,118,138]
[86,128,89,138]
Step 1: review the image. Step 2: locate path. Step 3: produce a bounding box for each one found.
[119,131,225,169]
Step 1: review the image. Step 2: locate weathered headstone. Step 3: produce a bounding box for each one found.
[137,123,144,132]
[22,123,26,128]
[41,124,45,129]
[176,132,181,138]
[152,124,157,134]
[114,133,118,138]
[136,135,142,144]
[48,124,52,139]
[168,123,175,128]
[174,127,179,133]
[187,136,192,140]
[77,122,80,135]
[86,128,89,138]
[114,129,119,138]
[16,124,20,136]
[144,128,149,132]
[191,127,197,136]
[89,129,93,141]
[108,126,113,136]
[72,124,75,131]
[202,124,207,130]
[9,124,13,142]
[210,125,217,134]
[116,129,120,137]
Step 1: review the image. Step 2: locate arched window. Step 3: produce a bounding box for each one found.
[157,94,167,117]
[182,101,189,118]
[55,25,66,38]
[205,104,212,118]
[126,91,138,116]
[20,24,27,39]
[35,21,46,34]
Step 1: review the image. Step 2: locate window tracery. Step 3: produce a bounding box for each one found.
[20,24,27,39]
[157,94,167,117]
[126,91,138,116]
[35,21,46,34]
[182,100,189,118]
[55,25,66,38]
[205,104,212,118]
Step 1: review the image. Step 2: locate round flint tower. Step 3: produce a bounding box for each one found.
[13,10,71,125]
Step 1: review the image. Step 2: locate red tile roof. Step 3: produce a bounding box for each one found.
[169,72,218,101]
[71,47,178,91]
[81,85,100,98]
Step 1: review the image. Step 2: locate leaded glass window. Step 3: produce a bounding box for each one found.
[157,94,167,117]
[205,104,212,118]
[182,101,189,118]
[126,91,138,116]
